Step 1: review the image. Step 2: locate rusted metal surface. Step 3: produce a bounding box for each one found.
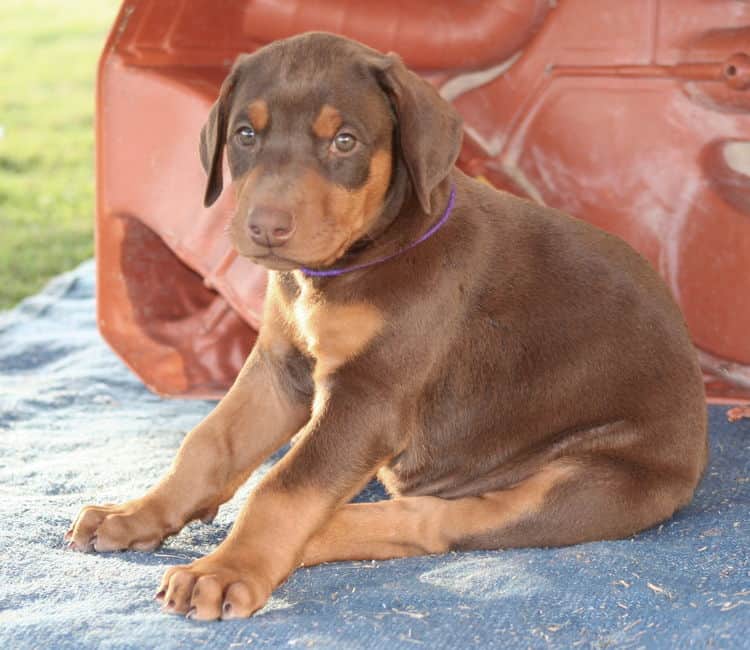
[96,0,750,400]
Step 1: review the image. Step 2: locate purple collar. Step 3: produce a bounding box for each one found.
[300,185,456,278]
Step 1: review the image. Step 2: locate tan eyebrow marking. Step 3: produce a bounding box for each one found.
[312,104,342,139]
[247,100,269,130]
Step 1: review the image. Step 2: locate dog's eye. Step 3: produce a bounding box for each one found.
[332,132,357,153]
[235,126,256,146]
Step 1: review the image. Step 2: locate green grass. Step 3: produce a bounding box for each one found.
[0,0,120,309]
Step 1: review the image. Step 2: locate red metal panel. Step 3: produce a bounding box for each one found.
[96,0,750,400]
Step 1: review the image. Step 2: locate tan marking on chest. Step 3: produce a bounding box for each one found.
[292,288,384,378]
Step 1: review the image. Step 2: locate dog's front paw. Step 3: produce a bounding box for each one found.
[65,496,203,553]
[156,552,272,621]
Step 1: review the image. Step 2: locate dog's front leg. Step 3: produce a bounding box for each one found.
[156,380,395,620]
[66,333,313,553]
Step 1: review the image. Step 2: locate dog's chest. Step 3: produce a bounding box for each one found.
[290,283,383,378]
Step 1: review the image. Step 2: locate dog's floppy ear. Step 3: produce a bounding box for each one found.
[199,70,238,207]
[375,54,463,214]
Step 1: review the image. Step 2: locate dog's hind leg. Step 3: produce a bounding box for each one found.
[300,455,698,565]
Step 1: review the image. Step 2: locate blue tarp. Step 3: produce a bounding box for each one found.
[0,260,748,649]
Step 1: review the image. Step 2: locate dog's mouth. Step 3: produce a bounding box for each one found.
[230,215,358,273]
[248,251,301,271]
[229,230,303,271]
[232,231,349,273]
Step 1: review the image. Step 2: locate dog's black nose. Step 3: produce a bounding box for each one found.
[248,206,296,247]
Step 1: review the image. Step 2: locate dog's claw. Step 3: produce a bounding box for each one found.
[64,529,73,542]
[186,607,196,620]
[154,589,166,601]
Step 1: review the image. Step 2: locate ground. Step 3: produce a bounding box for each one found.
[0,0,119,309]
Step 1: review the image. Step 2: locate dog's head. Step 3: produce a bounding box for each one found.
[200,32,462,271]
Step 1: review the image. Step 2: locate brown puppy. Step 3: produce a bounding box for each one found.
[67,32,708,621]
